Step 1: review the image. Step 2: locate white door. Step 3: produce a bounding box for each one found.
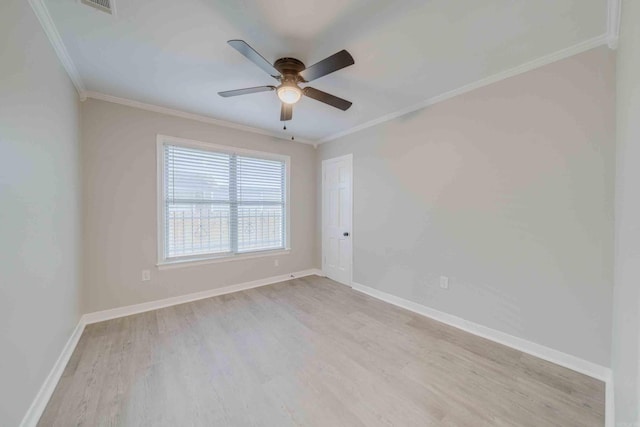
[322,154,353,286]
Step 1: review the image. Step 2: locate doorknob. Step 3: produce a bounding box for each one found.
[343,232,350,237]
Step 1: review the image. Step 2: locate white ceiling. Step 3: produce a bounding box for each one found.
[44,0,608,142]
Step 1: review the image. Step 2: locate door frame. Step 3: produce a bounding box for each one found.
[321,154,354,287]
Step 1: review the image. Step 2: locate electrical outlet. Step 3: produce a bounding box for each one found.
[142,270,151,281]
[439,276,449,289]
[274,259,279,267]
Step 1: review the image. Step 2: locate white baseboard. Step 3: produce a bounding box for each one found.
[605,376,615,427]
[20,270,613,426]
[350,281,609,380]
[82,268,323,325]
[19,321,86,427]
[19,268,321,426]
[350,281,614,425]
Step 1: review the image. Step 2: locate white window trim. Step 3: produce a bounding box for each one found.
[156,134,291,267]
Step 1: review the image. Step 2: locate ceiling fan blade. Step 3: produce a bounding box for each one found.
[303,87,352,111]
[227,40,280,78]
[280,103,293,121]
[299,50,354,82]
[218,86,275,97]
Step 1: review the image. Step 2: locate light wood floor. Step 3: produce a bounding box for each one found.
[39,275,604,426]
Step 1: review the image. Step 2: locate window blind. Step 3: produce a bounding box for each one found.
[163,144,286,260]
[236,155,285,253]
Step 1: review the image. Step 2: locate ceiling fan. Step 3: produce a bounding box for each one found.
[218,40,354,122]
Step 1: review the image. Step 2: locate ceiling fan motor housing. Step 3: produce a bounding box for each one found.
[274,57,306,81]
[274,58,306,105]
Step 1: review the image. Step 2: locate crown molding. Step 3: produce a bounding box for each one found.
[26,0,309,142]
[607,0,621,49]
[29,0,617,144]
[28,0,87,99]
[318,34,609,144]
[84,91,315,145]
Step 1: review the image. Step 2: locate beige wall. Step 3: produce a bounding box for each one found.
[612,0,640,422]
[319,47,615,366]
[81,99,317,313]
[0,1,82,425]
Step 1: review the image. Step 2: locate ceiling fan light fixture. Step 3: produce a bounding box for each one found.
[277,84,302,104]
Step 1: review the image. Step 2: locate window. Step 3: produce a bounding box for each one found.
[158,136,289,265]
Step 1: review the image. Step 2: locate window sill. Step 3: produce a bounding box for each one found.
[157,248,291,270]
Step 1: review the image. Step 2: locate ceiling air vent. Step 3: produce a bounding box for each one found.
[81,0,114,15]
